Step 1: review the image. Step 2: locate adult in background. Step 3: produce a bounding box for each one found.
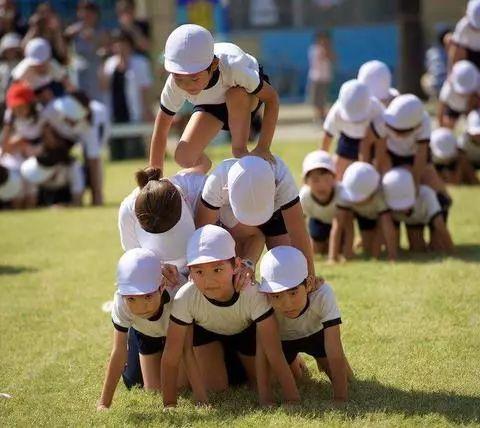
[0,32,22,116]
[423,25,451,99]
[0,0,26,38]
[65,0,110,102]
[307,32,334,124]
[115,0,150,56]
[22,2,68,65]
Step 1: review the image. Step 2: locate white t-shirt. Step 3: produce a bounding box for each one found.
[104,54,153,122]
[376,112,431,157]
[11,58,66,90]
[439,81,471,113]
[458,133,480,162]
[111,287,178,337]
[170,282,273,335]
[452,17,480,53]
[40,160,85,195]
[42,99,110,159]
[275,284,341,341]
[299,183,342,225]
[337,189,389,220]
[308,44,332,83]
[3,108,45,141]
[391,185,442,226]
[201,156,299,228]
[118,172,206,269]
[160,42,261,114]
[323,97,384,139]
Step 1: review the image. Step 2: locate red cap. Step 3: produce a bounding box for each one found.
[6,81,35,109]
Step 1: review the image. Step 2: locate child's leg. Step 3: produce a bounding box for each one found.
[265,233,290,250]
[420,164,448,194]
[359,229,375,256]
[312,239,329,255]
[225,87,258,158]
[175,111,223,169]
[334,156,353,181]
[237,353,256,388]
[315,355,353,382]
[139,352,162,392]
[406,226,427,252]
[458,153,480,184]
[194,341,229,392]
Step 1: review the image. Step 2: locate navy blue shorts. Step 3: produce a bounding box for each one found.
[308,218,332,242]
[258,208,288,237]
[193,322,257,356]
[282,329,327,365]
[131,328,166,355]
[388,150,415,167]
[193,67,269,131]
[356,214,378,231]
[336,133,361,160]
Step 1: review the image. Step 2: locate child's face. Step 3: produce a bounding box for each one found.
[172,60,218,95]
[12,103,30,118]
[189,258,237,300]
[31,63,49,75]
[267,285,308,319]
[123,287,163,318]
[305,169,335,201]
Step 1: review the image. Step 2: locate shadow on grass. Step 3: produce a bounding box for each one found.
[395,243,480,264]
[0,265,38,276]
[126,378,480,425]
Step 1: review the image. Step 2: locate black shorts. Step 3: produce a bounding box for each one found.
[444,105,463,120]
[282,329,327,365]
[258,208,288,237]
[434,160,458,173]
[192,67,270,131]
[336,133,361,160]
[193,322,257,356]
[356,214,378,231]
[388,148,432,167]
[131,328,166,355]
[467,48,480,69]
[308,218,332,242]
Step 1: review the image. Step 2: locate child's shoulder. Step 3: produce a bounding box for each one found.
[173,281,197,301]
[119,187,140,213]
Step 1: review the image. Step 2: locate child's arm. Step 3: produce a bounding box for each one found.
[321,133,333,152]
[324,325,348,402]
[413,142,429,187]
[431,215,454,253]
[149,110,175,170]
[257,315,300,404]
[255,334,274,406]
[251,82,279,162]
[329,209,349,262]
[281,201,315,278]
[379,211,398,261]
[182,325,208,405]
[358,128,375,164]
[161,320,189,407]
[97,329,128,410]
[437,102,447,127]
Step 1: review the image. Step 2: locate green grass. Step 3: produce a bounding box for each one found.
[1,142,479,427]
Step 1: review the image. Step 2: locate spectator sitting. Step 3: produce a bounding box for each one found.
[11,37,72,104]
[115,0,150,56]
[65,0,110,101]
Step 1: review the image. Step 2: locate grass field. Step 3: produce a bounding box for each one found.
[1,142,479,427]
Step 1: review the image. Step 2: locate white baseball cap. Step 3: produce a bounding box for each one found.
[467,109,480,135]
[357,60,392,101]
[117,248,162,295]
[467,0,480,29]
[302,150,335,177]
[0,32,21,56]
[338,79,371,123]
[0,168,22,201]
[164,24,214,74]
[228,156,276,226]
[137,196,196,269]
[52,96,88,122]
[20,157,55,184]
[382,168,415,211]
[24,38,51,65]
[186,224,236,266]
[450,60,479,95]
[341,161,380,203]
[383,94,424,130]
[430,128,458,161]
[258,246,308,293]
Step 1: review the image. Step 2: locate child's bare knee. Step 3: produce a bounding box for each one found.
[175,143,196,168]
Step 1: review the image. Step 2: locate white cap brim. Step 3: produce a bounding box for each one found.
[233,205,273,227]
[117,283,159,296]
[386,197,414,211]
[452,81,475,95]
[164,56,213,75]
[303,161,335,177]
[258,278,303,293]
[187,255,230,267]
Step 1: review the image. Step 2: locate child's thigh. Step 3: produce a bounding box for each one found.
[139,352,162,391]
[420,164,447,192]
[176,111,223,165]
[194,341,229,392]
[265,233,291,250]
[237,353,256,386]
[359,229,375,253]
[334,156,353,180]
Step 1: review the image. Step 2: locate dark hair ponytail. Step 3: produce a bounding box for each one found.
[135,166,163,188]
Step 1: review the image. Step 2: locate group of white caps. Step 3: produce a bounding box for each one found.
[0,38,91,200]
[117,228,307,296]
